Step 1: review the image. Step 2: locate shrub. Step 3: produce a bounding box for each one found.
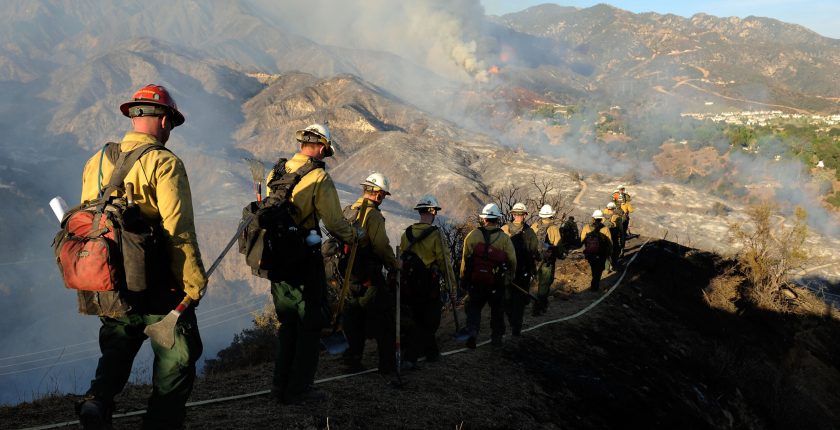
[657,186,674,198]
[728,204,808,311]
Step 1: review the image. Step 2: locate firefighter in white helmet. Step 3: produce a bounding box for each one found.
[339,172,399,374]
[603,201,625,267]
[580,209,612,291]
[460,203,517,348]
[265,122,357,404]
[530,204,563,316]
[398,194,456,369]
[501,203,541,335]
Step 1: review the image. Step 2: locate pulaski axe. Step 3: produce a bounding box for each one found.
[145,206,255,348]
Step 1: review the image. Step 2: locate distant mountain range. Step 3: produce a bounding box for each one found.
[491,4,840,113]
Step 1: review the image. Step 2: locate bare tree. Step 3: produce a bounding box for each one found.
[489,184,523,224]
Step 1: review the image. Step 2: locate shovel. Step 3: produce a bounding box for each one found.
[321,199,372,354]
[145,213,255,348]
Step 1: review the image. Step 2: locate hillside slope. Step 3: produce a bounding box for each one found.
[4,237,839,429]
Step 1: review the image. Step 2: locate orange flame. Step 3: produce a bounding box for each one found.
[488,65,500,75]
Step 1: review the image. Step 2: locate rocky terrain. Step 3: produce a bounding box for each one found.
[4,238,840,429]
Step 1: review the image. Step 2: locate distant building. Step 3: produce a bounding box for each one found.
[817,160,825,168]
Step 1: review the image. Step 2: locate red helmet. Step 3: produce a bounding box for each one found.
[119,84,185,127]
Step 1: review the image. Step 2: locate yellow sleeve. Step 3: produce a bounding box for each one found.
[365,209,398,270]
[459,230,477,279]
[315,175,355,243]
[155,155,208,295]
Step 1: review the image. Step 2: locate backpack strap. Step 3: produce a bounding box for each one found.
[478,227,492,259]
[404,225,438,254]
[98,143,165,199]
[266,157,326,199]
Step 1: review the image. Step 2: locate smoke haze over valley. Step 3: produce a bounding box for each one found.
[1,0,839,407]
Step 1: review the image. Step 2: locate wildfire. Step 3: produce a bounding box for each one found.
[489,65,500,75]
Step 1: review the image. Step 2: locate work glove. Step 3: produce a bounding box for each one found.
[184,282,207,302]
[358,285,377,308]
[354,226,367,243]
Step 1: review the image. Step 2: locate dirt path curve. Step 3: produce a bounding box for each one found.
[573,179,587,206]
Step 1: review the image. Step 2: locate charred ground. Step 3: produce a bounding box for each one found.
[4,237,840,429]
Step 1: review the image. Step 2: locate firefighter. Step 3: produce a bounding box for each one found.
[604,202,625,267]
[613,184,633,238]
[399,195,456,369]
[340,172,400,374]
[501,202,541,336]
[76,85,207,429]
[460,203,517,348]
[580,210,613,291]
[530,204,563,316]
[266,123,357,405]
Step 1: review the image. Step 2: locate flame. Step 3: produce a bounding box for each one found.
[500,44,515,63]
[489,65,500,75]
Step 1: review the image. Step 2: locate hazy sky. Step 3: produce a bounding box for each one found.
[481,1,840,39]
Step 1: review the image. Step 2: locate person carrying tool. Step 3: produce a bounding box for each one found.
[74,85,207,429]
[265,123,358,404]
[339,173,400,374]
[399,195,456,369]
[501,202,541,336]
[613,184,634,238]
[604,202,625,268]
[460,203,517,348]
[530,204,563,316]
[580,210,613,292]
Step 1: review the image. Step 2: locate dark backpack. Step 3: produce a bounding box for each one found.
[561,219,581,249]
[400,225,440,302]
[468,228,509,289]
[509,224,535,280]
[536,222,559,259]
[238,157,324,281]
[53,143,169,316]
[583,227,602,256]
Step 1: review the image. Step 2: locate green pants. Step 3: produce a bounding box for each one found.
[534,260,555,313]
[271,259,325,401]
[505,276,532,335]
[86,310,202,429]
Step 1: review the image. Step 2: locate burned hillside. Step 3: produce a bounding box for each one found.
[5,237,840,429]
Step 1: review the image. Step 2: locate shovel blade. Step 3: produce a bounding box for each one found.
[321,331,349,355]
[144,311,179,349]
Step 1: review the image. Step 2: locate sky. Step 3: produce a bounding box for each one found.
[481,1,840,40]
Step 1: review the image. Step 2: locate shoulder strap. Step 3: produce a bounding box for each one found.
[404,225,438,254]
[267,157,326,199]
[99,143,163,199]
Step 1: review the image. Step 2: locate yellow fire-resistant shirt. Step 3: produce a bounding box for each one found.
[399,223,457,291]
[580,221,613,258]
[460,226,517,283]
[502,221,543,263]
[531,219,563,247]
[80,131,207,299]
[265,152,355,243]
[349,197,398,271]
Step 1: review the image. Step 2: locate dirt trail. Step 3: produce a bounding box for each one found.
[573,179,587,205]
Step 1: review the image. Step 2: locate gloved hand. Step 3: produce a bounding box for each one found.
[184,282,207,302]
[355,226,367,243]
[358,285,377,308]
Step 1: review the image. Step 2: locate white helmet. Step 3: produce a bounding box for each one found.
[511,202,528,214]
[592,210,604,219]
[414,194,441,211]
[606,202,616,209]
[618,184,626,190]
[538,204,556,218]
[361,172,391,195]
[480,203,502,219]
[295,123,334,157]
